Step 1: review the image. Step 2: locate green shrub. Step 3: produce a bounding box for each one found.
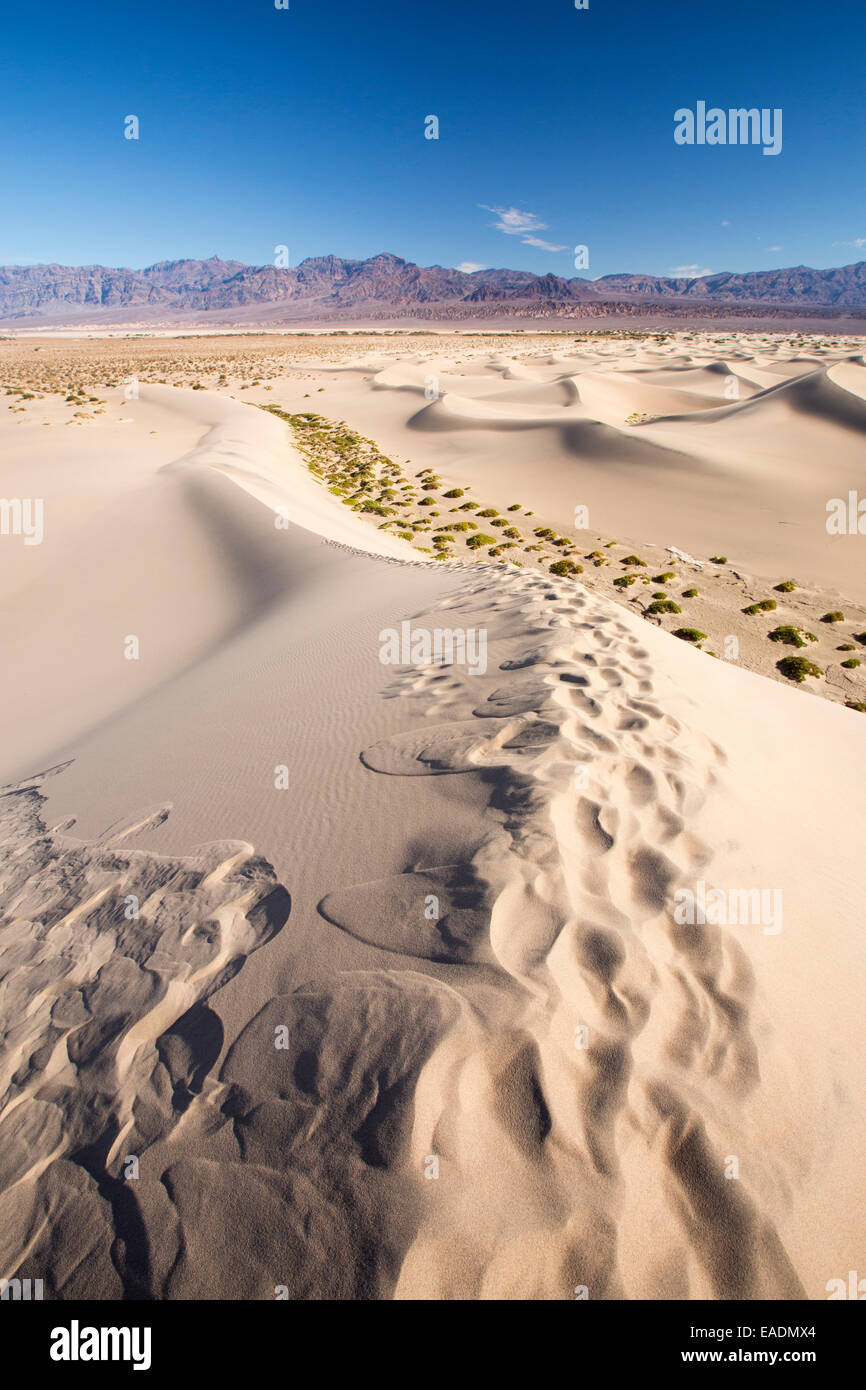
[550,558,581,576]
[613,574,637,588]
[652,572,676,583]
[743,600,777,615]
[768,626,817,648]
[673,628,707,642]
[647,600,681,615]
[846,701,866,712]
[709,555,728,564]
[443,487,464,497]
[820,611,844,623]
[621,555,646,566]
[774,580,796,592]
[466,533,497,548]
[477,508,499,518]
[682,588,698,598]
[841,658,861,668]
[777,656,822,682]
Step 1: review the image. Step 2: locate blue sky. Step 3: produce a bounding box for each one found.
[1,0,863,277]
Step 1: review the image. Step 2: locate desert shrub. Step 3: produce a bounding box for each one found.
[768,626,817,648]
[841,658,861,668]
[709,555,728,564]
[443,487,464,497]
[550,558,581,576]
[743,600,776,615]
[467,533,497,548]
[673,628,707,642]
[613,574,637,588]
[652,572,676,583]
[774,580,796,592]
[820,611,844,623]
[621,555,646,566]
[647,600,681,615]
[682,588,698,598]
[777,656,822,682]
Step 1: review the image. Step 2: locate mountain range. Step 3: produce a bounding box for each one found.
[2,253,866,326]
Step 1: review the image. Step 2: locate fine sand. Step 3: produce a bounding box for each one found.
[0,332,864,1300]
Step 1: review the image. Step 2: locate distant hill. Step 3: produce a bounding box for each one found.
[2,253,865,325]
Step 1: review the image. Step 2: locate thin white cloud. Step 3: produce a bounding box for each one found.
[721,219,730,227]
[480,205,566,252]
[833,237,866,248]
[522,234,567,252]
[767,245,783,252]
[481,205,545,236]
[668,264,715,277]
[456,261,487,273]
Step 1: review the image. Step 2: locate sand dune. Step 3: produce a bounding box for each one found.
[1,333,864,1301]
[254,335,866,602]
